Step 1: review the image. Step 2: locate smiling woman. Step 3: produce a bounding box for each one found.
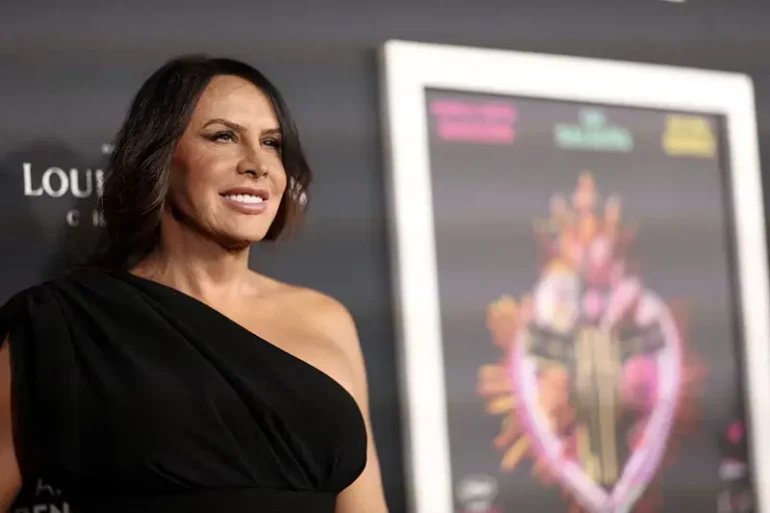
[0,55,388,513]
[95,57,311,269]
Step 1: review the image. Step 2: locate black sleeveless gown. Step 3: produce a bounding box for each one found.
[0,269,368,512]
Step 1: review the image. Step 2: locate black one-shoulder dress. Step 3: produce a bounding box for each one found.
[0,269,367,512]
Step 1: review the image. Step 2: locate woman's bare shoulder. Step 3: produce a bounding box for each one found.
[254,274,357,340]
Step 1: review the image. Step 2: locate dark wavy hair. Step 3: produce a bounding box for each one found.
[91,55,312,270]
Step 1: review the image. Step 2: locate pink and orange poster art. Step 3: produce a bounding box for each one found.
[382,41,768,513]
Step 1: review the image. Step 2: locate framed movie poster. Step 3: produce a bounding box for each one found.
[380,40,769,513]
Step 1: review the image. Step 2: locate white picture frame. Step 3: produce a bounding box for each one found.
[379,39,769,513]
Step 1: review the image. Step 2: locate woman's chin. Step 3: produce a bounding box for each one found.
[215,230,268,250]
[221,220,273,242]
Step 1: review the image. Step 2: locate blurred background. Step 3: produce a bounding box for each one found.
[1,1,768,512]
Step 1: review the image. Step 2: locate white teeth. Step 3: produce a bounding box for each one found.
[224,194,264,204]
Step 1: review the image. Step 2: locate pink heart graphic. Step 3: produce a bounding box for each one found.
[510,289,682,513]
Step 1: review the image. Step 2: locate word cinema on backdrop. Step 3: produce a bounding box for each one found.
[21,144,113,228]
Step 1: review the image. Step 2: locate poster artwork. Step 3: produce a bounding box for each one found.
[381,40,768,513]
[478,173,706,513]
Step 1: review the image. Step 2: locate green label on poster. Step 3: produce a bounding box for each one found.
[554,109,633,152]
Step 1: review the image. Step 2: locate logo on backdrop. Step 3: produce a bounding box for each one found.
[11,478,69,513]
[21,143,113,228]
[478,173,707,513]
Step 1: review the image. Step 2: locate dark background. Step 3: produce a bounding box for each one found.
[426,89,739,512]
[1,1,768,512]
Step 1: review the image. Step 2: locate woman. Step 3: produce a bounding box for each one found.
[0,55,388,512]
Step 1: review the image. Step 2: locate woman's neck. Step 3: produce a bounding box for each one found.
[132,235,255,303]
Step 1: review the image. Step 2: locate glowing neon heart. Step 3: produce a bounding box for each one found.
[509,279,683,513]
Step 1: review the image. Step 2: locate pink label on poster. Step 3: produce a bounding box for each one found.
[430,99,517,144]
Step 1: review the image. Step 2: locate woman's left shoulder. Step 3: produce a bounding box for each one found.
[256,279,360,358]
[253,270,360,356]
[270,281,359,350]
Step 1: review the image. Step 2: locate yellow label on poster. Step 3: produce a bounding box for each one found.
[662,115,716,158]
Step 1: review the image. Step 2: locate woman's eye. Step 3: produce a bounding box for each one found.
[263,138,283,151]
[211,131,236,142]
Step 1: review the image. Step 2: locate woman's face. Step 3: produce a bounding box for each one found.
[166,74,287,247]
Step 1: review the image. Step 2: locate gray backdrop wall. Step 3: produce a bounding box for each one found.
[1,1,768,511]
